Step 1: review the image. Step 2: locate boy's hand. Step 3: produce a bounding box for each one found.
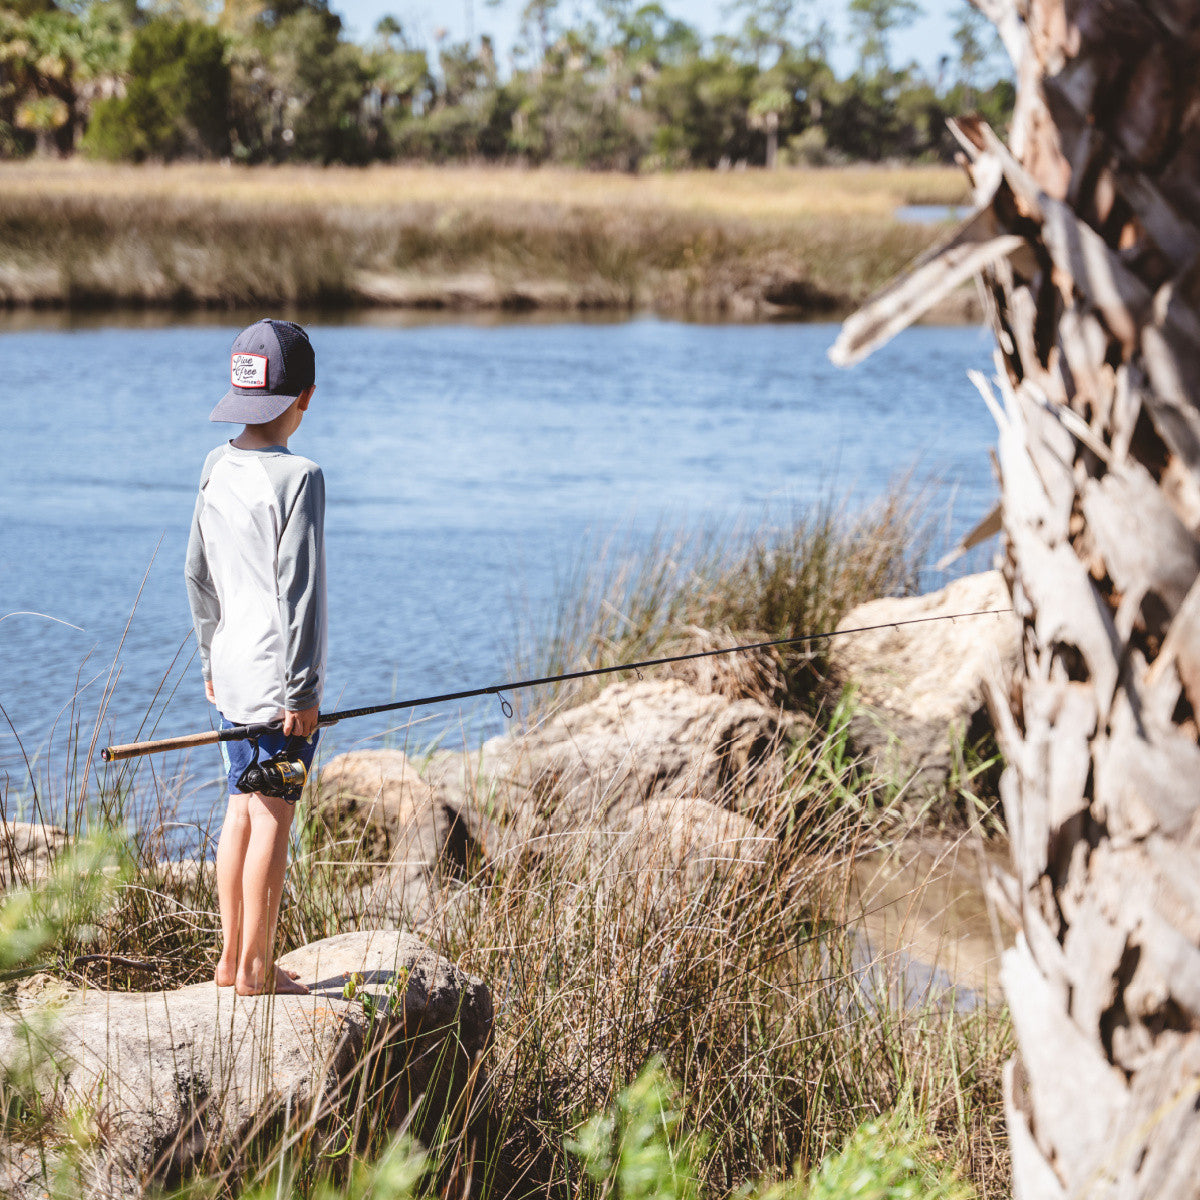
[205,680,215,704]
[284,705,319,738]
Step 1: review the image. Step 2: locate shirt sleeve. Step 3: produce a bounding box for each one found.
[276,466,326,711]
[184,490,220,682]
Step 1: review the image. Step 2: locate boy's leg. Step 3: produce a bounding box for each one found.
[236,791,309,996]
[215,792,251,987]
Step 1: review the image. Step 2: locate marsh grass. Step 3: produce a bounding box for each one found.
[0,163,968,312]
[0,721,1010,1199]
[0,492,1009,1199]
[515,483,931,715]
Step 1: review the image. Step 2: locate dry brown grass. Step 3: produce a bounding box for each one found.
[0,161,969,220]
[0,489,1009,1198]
[1,722,1011,1199]
[0,162,969,313]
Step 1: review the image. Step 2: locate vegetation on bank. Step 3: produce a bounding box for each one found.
[2,0,1012,169]
[0,162,972,312]
[0,489,1010,1198]
[519,485,931,713]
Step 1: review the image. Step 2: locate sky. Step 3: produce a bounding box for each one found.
[330,0,979,81]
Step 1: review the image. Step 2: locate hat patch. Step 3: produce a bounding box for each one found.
[231,353,268,389]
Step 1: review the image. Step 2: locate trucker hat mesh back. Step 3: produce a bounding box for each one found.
[272,321,315,392]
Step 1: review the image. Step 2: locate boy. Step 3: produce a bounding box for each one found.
[185,318,326,996]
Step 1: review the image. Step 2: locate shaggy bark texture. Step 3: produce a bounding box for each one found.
[833,3,1200,1195]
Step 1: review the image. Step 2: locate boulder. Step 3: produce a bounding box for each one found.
[479,679,789,831]
[828,571,1019,793]
[314,751,495,928]
[0,1143,49,1200]
[309,684,789,921]
[0,821,69,886]
[0,932,491,1197]
[606,794,772,897]
[278,931,493,1130]
[312,750,437,859]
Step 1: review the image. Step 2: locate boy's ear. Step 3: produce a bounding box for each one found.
[297,385,315,412]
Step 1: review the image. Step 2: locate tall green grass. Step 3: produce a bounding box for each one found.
[515,484,931,714]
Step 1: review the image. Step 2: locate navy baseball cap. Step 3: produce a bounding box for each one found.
[209,319,316,424]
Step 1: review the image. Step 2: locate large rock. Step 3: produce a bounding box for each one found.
[314,751,495,927]
[480,679,789,830]
[606,794,772,898]
[308,682,789,922]
[0,932,491,1197]
[312,750,438,859]
[828,571,1019,793]
[309,683,788,918]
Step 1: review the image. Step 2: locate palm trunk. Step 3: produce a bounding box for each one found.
[832,2,1200,1196]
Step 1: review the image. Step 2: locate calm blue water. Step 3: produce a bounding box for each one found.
[0,315,998,841]
[895,204,968,225]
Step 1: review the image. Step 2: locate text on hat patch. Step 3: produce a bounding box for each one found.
[231,353,268,389]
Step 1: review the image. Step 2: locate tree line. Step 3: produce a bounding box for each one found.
[0,0,1013,166]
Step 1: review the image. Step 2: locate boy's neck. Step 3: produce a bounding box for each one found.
[229,389,308,451]
[232,418,290,451]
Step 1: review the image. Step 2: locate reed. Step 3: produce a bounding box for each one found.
[0,163,969,314]
[515,483,932,713]
[0,730,1011,1198]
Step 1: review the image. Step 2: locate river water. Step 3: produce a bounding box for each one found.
[1,313,998,841]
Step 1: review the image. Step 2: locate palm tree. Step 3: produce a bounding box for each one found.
[2,4,125,154]
[831,2,1200,1194]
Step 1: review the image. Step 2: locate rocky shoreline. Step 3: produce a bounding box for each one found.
[0,571,1018,1197]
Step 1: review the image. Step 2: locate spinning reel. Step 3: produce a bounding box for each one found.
[236,737,308,800]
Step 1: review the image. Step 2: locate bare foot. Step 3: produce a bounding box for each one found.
[219,964,298,988]
[236,965,309,996]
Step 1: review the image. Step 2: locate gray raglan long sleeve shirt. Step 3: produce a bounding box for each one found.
[185,443,327,724]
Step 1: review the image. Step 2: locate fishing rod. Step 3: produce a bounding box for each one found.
[100,607,1011,763]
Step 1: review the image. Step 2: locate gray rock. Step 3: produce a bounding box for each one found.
[279,931,493,1131]
[310,683,788,923]
[0,932,491,1196]
[312,749,438,860]
[479,679,789,831]
[314,750,496,928]
[606,794,772,901]
[828,571,1019,793]
[0,1141,53,1200]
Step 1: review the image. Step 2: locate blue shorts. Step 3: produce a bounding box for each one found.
[219,717,320,803]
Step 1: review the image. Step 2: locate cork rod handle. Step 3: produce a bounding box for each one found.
[101,730,222,762]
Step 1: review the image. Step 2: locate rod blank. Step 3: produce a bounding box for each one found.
[100,608,1012,763]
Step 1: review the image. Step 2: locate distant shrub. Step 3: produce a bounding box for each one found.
[788,126,837,167]
[84,18,230,161]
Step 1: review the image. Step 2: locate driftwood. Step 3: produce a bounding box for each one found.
[833,2,1200,1196]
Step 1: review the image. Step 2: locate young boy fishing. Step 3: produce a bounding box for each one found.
[185,318,326,996]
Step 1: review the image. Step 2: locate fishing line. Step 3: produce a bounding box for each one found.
[101,606,1012,762]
